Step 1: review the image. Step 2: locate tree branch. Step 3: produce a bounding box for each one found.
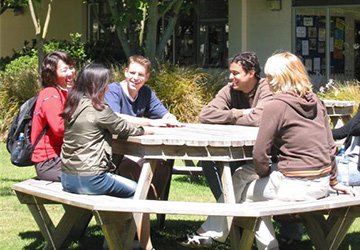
[42,0,52,39]
[28,0,40,35]
[158,0,179,19]
[156,0,183,59]
[107,0,133,57]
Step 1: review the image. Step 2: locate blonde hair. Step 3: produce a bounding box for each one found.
[264,51,312,97]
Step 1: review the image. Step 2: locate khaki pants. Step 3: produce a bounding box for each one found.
[199,164,330,250]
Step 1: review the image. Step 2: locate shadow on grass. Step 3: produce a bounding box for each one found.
[0,177,36,197]
[16,219,360,250]
[173,175,209,187]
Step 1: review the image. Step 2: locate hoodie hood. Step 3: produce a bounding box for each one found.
[274,91,318,120]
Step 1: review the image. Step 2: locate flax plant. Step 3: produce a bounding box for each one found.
[317,79,360,115]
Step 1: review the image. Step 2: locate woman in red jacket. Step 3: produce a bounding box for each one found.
[31,51,76,181]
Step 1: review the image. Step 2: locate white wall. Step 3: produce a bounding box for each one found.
[0,8,35,57]
[0,0,86,58]
[229,0,293,72]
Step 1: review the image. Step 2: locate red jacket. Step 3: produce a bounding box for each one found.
[31,87,67,163]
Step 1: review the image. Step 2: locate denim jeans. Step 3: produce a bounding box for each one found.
[336,155,360,186]
[61,172,137,198]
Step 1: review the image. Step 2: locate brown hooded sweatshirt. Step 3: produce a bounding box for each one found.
[253,91,337,186]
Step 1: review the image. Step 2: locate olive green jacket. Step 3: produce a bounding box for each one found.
[61,98,144,176]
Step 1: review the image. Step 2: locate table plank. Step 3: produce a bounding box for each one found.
[123,124,258,147]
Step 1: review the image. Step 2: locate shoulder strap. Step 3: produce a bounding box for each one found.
[32,125,48,147]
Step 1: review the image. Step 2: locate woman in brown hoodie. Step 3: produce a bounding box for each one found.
[232,51,354,250]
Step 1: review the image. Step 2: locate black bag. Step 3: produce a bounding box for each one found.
[6,95,46,167]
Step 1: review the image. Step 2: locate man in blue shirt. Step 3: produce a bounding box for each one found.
[105,55,180,200]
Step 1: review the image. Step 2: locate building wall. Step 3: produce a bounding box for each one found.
[0,0,86,58]
[229,0,293,71]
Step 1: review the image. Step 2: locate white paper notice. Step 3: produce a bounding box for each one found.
[302,40,309,56]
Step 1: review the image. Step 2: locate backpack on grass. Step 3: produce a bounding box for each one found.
[6,95,46,167]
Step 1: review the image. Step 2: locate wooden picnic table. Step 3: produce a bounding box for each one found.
[12,123,360,250]
[112,123,259,246]
[323,99,356,128]
[113,123,258,201]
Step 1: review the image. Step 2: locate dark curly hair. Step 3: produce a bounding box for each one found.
[230,52,261,80]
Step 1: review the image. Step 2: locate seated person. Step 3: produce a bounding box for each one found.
[199,51,272,200]
[179,51,353,249]
[333,105,360,186]
[61,63,154,250]
[105,55,180,200]
[31,51,76,181]
[178,52,272,247]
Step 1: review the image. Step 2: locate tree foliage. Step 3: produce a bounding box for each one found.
[106,0,189,65]
[0,0,27,15]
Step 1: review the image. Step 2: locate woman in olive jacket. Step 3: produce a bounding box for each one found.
[60,63,154,250]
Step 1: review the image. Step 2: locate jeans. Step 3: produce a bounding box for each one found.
[61,172,137,198]
[336,155,360,186]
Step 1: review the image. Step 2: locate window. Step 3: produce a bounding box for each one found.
[294,5,360,85]
[166,0,228,68]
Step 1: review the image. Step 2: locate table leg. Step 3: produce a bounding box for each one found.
[217,162,240,249]
[232,217,260,250]
[132,159,157,249]
[301,207,356,250]
[218,161,235,203]
[17,193,91,250]
[133,159,157,200]
[94,210,135,250]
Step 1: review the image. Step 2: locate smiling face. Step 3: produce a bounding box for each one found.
[56,59,76,89]
[124,62,150,96]
[229,62,256,93]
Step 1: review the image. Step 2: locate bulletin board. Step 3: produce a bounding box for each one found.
[295,15,345,74]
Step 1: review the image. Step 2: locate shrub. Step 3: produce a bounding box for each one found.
[317,79,360,115]
[0,55,39,140]
[44,33,89,67]
[0,34,90,141]
[110,63,227,123]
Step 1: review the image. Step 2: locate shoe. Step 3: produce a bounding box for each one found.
[176,233,213,248]
[278,236,301,250]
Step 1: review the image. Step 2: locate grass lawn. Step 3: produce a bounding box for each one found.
[1,142,360,250]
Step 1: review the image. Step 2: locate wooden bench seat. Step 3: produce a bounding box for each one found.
[13,179,360,250]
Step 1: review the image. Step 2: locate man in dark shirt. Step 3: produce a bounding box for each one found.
[105,55,180,200]
[178,52,274,248]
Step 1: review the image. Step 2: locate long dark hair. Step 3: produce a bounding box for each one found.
[41,51,75,88]
[62,63,111,121]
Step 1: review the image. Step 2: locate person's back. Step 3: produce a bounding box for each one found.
[254,92,335,180]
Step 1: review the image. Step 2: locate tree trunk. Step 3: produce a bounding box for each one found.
[36,33,44,74]
[107,0,134,57]
[156,0,183,60]
[144,0,158,65]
